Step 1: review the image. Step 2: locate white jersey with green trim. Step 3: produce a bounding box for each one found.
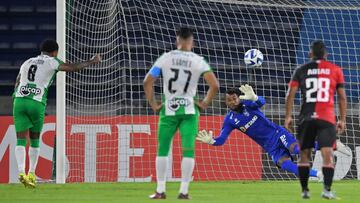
[153,50,212,116]
[14,54,63,105]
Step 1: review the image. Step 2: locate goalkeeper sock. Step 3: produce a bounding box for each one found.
[323,165,334,191]
[15,138,27,174]
[281,160,298,176]
[156,156,168,193]
[309,169,318,177]
[29,139,40,173]
[281,160,318,177]
[298,164,310,191]
[179,157,195,195]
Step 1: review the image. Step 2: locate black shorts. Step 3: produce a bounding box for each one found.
[297,119,336,150]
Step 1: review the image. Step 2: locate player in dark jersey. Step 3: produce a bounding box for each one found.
[285,40,347,199]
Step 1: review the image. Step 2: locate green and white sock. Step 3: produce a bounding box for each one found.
[179,157,195,195]
[15,138,27,174]
[29,139,40,173]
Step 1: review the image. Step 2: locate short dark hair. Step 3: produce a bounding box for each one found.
[226,88,241,96]
[311,40,326,59]
[40,39,59,53]
[176,27,193,39]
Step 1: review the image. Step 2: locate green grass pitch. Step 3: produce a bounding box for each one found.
[1,180,359,203]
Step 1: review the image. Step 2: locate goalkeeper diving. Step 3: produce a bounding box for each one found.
[197,85,349,179]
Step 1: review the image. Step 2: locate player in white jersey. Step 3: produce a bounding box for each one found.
[144,27,219,199]
[13,39,101,188]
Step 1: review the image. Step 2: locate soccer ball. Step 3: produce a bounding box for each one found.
[244,49,263,67]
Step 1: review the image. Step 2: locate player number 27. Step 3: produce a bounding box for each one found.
[168,68,192,93]
[305,78,330,102]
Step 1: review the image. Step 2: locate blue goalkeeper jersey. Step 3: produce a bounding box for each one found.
[213,96,287,153]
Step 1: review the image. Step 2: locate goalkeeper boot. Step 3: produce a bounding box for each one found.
[321,190,338,200]
[18,173,30,188]
[27,172,36,188]
[149,192,166,199]
[178,193,191,200]
[301,190,310,199]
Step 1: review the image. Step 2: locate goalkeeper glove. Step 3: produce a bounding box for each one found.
[196,130,215,145]
[239,84,258,101]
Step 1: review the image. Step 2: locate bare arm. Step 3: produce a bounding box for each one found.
[284,86,298,132]
[143,73,162,112]
[199,71,219,110]
[336,87,347,134]
[58,54,101,72]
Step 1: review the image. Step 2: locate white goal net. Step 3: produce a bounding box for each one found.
[59,0,360,182]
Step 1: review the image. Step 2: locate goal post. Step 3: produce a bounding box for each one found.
[56,0,66,184]
[56,0,360,183]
